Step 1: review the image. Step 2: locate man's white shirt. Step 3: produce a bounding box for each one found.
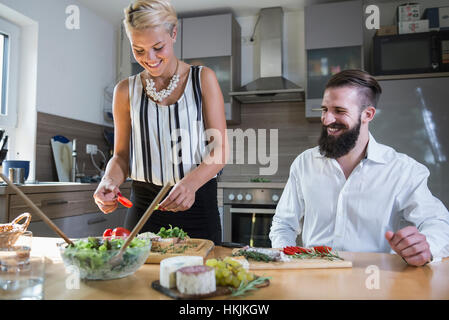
[269,133,449,259]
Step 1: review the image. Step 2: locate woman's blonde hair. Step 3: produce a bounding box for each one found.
[123,0,178,37]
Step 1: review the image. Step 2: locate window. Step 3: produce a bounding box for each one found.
[0,32,8,116]
[0,18,19,127]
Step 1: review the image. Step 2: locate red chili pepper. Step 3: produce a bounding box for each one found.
[117,192,133,208]
[283,246,312,255]
[296,247,312,254]
[313,246,332,254]
[283,247,296,255]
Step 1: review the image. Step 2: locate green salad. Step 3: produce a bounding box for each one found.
[59,235,151,280]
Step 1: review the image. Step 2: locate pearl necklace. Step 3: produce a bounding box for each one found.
[145,60,180,102]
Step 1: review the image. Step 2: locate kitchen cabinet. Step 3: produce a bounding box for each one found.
[305,0,363,119]
[305,0,363,50]
[182,14,233,59]
[0,182,131,237]
[182,13,241,124]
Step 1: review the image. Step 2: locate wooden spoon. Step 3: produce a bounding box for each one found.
[109,183,171,266]
[0,173,74,245]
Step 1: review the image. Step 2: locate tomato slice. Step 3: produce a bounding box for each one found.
[112,227,131,238]
[117,192,133,208]
[103,228,113,238]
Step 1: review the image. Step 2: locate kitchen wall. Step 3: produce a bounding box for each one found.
[220,102,322,182]
[0,0,116,180]
[35,112,112,182]
[1,0,116,125]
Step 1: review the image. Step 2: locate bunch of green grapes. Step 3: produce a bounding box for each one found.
[205,257,255,288]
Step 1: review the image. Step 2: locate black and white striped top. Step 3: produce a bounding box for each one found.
[128,65,208,186]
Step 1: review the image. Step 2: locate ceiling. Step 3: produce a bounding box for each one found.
[77,0,345,26]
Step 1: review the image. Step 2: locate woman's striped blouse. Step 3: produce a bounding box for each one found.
[127,65,208,186]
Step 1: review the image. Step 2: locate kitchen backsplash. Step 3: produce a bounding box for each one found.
[221,101,322,182]
[36,112,113,182]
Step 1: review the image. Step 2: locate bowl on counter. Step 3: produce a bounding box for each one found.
[57,234,152,280]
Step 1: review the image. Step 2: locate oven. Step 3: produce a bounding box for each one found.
[222,187,282,248]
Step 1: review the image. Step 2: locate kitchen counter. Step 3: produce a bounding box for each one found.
[0,181,132,195]
[32,237,449,300]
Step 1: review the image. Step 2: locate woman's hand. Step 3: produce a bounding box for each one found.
[158,180,196,212]
[93,177,120,214]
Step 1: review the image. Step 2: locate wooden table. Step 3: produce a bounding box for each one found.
[32,237,449,300]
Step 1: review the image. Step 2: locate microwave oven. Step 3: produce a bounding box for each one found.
[373,30,449,75]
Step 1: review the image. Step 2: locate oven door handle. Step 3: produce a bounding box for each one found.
[229,208,276,214]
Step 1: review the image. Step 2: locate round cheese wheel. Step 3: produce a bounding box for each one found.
[176,265,216,295]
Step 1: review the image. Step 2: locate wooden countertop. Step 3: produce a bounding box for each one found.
[31,237,449,300]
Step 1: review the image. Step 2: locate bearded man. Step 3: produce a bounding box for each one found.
[269,70,449,266]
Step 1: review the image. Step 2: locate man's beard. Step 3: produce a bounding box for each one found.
[318,117,361,159]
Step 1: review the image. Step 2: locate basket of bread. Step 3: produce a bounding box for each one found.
[0,212,32,248]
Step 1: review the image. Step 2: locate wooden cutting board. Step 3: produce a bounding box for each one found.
[145,238,215,264]
[231,249,352,270]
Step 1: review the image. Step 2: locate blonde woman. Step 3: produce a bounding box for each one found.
[93,0,227,244]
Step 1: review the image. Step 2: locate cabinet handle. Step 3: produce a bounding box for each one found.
[311,108,323,112]
[87,217,107,225]
[41,199,69,206]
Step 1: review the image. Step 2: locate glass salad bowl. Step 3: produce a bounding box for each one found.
[57,234,152,280]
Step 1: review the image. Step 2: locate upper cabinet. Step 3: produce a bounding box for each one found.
[182,14,233,58]
[181,13,242,124]
[305,0,363,50]
[305,0,363,119]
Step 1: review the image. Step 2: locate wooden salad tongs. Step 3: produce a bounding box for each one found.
[0,173,74,245]
[109,183,172,266]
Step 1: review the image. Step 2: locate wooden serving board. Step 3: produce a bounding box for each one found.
[231,249,352,270]
[145,238,215,264]
[151,277,270,300]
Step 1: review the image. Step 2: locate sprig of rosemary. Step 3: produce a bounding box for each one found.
[232,250,276,262]
[229,276,271,297]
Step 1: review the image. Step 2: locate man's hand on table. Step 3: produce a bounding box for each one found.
[385,226,432,266]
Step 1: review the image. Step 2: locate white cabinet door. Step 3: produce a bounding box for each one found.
[182,14,232,59]
[305,0,363,50]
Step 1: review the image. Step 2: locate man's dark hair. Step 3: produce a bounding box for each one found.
[325,69,382,110]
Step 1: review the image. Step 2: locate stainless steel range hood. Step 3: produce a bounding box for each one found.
[229,7,304,104]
